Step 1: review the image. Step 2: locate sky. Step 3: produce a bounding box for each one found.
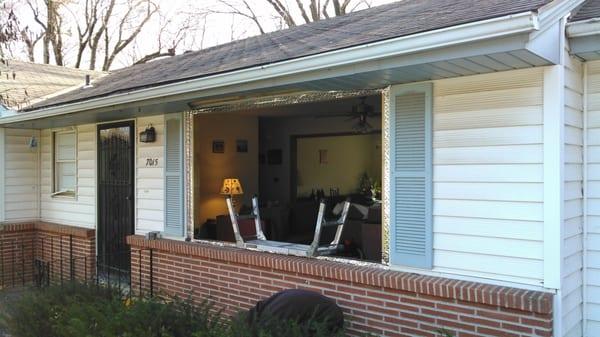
[9,0,399,70]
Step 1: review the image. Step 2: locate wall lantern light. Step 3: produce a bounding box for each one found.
[140,125,156,143]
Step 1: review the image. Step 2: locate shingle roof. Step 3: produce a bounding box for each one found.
[571,0,600,22]
[0,59,104,110]
[28,0,552,111]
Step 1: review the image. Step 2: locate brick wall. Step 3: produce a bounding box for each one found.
[128,236,554,337]
[0,222,95,287]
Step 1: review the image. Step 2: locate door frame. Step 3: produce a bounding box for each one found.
[96,120,136,262]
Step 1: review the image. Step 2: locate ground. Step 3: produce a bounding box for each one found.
[0,287,21,337]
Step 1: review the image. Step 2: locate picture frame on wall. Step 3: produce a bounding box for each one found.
[236,139,248,153]
[212,140,225,153]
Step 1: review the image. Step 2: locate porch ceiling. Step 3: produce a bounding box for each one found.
[2,22,558,130]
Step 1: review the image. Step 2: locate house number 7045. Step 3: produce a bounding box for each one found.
[146,158,159,167]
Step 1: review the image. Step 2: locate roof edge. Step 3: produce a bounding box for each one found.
[567,17,600,37]
[0,11,540,126]
[534,0,588,36]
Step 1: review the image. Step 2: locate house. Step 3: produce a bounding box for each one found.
[1,0,600,335]
[0,59,103,112]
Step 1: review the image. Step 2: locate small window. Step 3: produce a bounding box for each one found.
[53,131,77,197]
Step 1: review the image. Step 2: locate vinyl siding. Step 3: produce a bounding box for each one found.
[3,128,40,221]
[40,125,96,228]
[563,54,584,337]
[586,60,600,336]
[432,67,544,286]
[135,115,165,235]
[37,116,166,233]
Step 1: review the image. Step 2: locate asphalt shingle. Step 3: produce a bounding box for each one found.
[0,59,104,110]
[571,0,600,22]
[27,0,552,111]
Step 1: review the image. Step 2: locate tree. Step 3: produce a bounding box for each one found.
[0,2,21,58]
[211,0,373,34]
[100,0,158,70]
[26,0,65,65]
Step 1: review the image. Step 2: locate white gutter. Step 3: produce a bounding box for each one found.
[567,18,600,37]
[0,11,539,126]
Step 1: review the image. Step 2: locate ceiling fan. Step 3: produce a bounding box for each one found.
[316,96,381,133]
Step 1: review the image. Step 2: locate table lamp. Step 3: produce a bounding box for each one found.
[220,178,244,211]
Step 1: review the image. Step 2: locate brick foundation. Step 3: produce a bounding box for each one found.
[0,222,95,287]
[128,236,554,337]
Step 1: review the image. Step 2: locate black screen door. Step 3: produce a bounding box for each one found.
[97,121,134,275]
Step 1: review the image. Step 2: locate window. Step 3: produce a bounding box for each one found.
[53,130,77,197]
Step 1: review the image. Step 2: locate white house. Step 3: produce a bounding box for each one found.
[1,0,600,336]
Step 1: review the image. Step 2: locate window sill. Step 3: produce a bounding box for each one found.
[127,235,553,315]
[51,193,77,200]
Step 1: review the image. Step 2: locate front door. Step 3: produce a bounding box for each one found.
[97,121,135,276]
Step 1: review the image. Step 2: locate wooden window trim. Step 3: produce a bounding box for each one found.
[52,129,78,198]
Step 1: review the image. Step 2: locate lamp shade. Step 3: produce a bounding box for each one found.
[220,178,244,195]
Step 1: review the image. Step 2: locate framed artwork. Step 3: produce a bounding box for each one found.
[319,149,328,164]
[212,140,225,153]
[236,139,248,153]
[268,149,282,165]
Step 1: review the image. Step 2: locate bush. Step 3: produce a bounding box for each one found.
[0,283,347,337]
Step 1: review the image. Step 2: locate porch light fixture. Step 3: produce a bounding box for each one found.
[221,178,244,210]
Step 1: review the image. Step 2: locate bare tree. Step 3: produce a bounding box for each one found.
[0,3,21,58]
[26,0,65,65]
[100,0,158,70]
[132,10,206,65]
[213,0,373,34]
[20,26,43,62]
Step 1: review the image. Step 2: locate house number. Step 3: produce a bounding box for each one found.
[146,158,159,167]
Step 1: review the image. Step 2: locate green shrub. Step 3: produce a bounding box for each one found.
[0,283,348,337]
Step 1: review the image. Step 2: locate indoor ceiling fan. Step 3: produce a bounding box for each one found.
[316,96,381,133]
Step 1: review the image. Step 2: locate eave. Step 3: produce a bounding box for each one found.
[0,7,575,129]
[567,18,600,60]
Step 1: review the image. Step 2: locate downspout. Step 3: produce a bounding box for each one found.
[582,61,589,337]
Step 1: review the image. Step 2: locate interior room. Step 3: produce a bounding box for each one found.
[193,93,383,261]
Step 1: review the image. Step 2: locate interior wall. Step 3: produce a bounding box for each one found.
[194,114,259,228]
[259,115,382,205]
[296,134,381,197]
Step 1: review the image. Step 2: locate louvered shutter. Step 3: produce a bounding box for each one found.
[164,113,184,237]
[389,83,433,269]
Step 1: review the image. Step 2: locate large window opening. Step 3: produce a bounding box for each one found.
[192,93,383,262]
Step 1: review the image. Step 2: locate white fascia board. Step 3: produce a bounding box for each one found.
[536,0,587,33]
[0,11,539,126]
[567,18,600,37]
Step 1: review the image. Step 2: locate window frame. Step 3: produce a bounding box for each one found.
[52,129,78,198]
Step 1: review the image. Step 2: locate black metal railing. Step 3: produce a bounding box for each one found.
[0,235,154,297]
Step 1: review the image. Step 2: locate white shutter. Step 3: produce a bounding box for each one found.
[389,83,433,269]
[164,113,184,237]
